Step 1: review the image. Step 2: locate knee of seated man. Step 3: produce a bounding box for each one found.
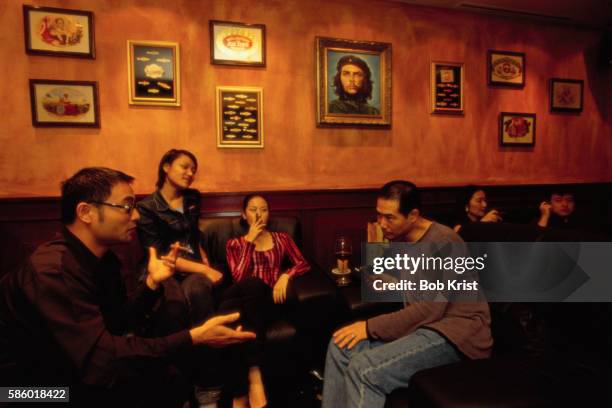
[346,351,371,377]
[326,338,354,363]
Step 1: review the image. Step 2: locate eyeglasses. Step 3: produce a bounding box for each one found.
[89,201,136,215]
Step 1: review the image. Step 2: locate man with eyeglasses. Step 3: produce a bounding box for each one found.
[0,167,255,407]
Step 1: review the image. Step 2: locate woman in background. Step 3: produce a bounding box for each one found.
[453,186,503,232]
[137,149,225,407]
[137,149,223,327]
[222,194,310,408]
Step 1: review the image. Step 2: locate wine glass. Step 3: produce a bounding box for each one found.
[333,236,353,286]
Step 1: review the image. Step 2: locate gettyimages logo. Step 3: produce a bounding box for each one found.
[362,242,612,302]
[371,253,487,275]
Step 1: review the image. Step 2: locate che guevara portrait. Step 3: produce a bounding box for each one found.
[316,37,391,127]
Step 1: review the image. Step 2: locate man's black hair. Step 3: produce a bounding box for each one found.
[378,180,420,216]
[61,167,134,224]
[543,187,576,203]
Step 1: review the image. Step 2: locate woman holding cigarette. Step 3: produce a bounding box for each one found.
[222,194,309,407]
[137,149,223,327]
[453,186,502,233]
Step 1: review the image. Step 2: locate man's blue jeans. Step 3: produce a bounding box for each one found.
[322,328,462,408]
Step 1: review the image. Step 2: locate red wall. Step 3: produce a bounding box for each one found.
[1,0,610,198]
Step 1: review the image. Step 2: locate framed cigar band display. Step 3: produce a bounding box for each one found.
[127,40,180,106]
[430,61,464,114]
[216,86,264,148]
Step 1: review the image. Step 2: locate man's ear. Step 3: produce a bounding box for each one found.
[75,202,94,224]
[409,208,420,220]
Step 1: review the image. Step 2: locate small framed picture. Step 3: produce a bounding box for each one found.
[216,86,264,148]
[488,50,525,87]
[316,37,392,127]
[430,61,464,114]
[23,5,95,58]
[29,79,100,128]
[550,78,584,113]
[499,112,535,147]
[210,20,266,67]
[127,41,180,106]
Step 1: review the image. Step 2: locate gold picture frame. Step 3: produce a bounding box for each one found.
[127,40,180,106]
[216,86,264,148]
[316,37,391,127]
[430,61,464,114]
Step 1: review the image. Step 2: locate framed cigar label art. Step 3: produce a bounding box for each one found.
[499,112,536,147]
[29,79,100,128]
[210,20,266,67]
[127,40,180,106]
[550,78,584,113]
[430,61,464,114]
[23,5,95,58]
[216,86,264,149]
[488,50,525,88]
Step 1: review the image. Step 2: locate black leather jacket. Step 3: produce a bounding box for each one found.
[136,189,203,262]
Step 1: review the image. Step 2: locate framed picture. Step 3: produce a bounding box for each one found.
[550,78,584,113]
[127,41,180,106]
[29,79,100,128]
[23,5,95,58]
[488,50,525,87]
[316,37,391,127]
[430,61,464,114]
[210,20,266,66]
[216,86,264,148]
[499,112,535,147]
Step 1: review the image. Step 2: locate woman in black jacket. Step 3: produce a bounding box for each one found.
[137,149,223,326]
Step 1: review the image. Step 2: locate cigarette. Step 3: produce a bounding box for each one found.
[172,244,194,254]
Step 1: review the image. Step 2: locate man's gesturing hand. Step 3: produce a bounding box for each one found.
[190,312,256,347]
[146,242,180,290]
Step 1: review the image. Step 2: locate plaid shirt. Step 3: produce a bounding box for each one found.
[226,231,309,287]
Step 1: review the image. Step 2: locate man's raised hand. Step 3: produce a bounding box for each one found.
[146,242,179,290]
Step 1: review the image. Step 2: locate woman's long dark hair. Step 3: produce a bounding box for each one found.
[156,149,198,189]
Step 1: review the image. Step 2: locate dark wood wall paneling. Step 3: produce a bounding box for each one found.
[2,183,612,272]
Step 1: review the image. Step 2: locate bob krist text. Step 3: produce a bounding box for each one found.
[369,253,486,292]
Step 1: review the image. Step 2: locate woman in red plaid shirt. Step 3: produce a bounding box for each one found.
[222,194,309,407]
